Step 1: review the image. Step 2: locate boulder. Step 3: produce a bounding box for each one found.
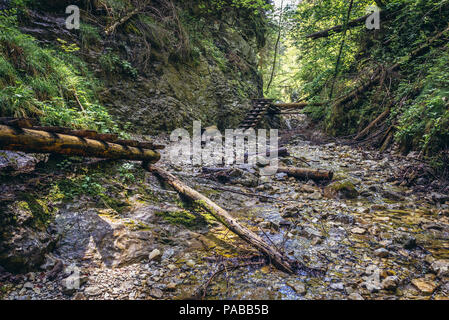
[324,180,359,199]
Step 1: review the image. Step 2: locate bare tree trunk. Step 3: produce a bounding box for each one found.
[266,0,284,92]
[329,0,354,101]
[355,109,390,140]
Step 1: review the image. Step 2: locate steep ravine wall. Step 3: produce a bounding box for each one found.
[0,0,267,273]
[20,0,266,133]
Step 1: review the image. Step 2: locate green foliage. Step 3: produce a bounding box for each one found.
[79,23,102,49]
[56,174,106,200]
[395,46,449,154]
[264,0,449,160]
[118,162,136,183]
[99,49,138,78]
[198,0,272,15]
[0,10,122,134]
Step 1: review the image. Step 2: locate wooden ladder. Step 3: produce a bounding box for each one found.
[238,99,274,130]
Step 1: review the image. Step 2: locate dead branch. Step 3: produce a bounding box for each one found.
[355,108,390,140]
[306,10,391,40]
[104,4,145,36]
[145,164,295,274]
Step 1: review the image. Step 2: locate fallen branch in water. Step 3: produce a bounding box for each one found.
[195,256,266,300]
[0,125,161,163]
[145,164,295,273]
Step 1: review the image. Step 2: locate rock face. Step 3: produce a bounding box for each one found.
[0,151,42,175]
[0,202,55,273]
[54,207,154,268]
[97,3,265,134]
[17,1,265,135]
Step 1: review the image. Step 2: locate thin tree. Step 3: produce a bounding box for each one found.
[328,0,354,101]
[266,0,284,93]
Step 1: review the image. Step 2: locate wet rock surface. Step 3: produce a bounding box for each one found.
[1,118,449,300]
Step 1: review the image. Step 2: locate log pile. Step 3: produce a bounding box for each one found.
[0,118,163,163]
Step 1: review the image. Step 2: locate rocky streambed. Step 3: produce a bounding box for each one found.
[1,119,449,300]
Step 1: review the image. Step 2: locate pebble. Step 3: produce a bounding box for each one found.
[23,282,33,290]
[431,260,449,277]
[287,282,306,295]
[374,248,390,258]
[351,227,366,235]
[167,264,177,271]
[84,285,102,297]
[149,249,162,261]
[330,283,345,291]
[186,260,196,268]
[411,278,437,295]
[149,288,163,299]
[166,283,177,291]
[382,276,399,291]
[348,293,364,300]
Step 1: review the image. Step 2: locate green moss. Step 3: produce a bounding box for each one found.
[0,10,122,134]
[156,210,199,227]
[327,180,359,199]
[79,23,101,49]
[18,193,55,229]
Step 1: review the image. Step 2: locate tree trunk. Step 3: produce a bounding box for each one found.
[306,10,390,40]
[278,166,333,181]
[105,6,142,36]
[0,125,161,163]
[146,164,295,274]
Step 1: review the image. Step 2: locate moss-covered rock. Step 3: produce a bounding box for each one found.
[324,180,359,199]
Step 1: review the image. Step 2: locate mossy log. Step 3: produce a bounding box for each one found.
[278,166,333,181]
[146,164,295,274]
[0,125,161,163]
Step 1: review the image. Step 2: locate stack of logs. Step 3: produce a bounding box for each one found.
[0,117,163,163]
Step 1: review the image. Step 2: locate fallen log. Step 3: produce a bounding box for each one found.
[0,117,39,128]
[306,14,371,40]
[146,164,295,273]
[306,10,391,40]
[278,166,333,181]
[379,130,394,153]
[0,125,161,163]
[355,108,390,140]
[30,127,164,150]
